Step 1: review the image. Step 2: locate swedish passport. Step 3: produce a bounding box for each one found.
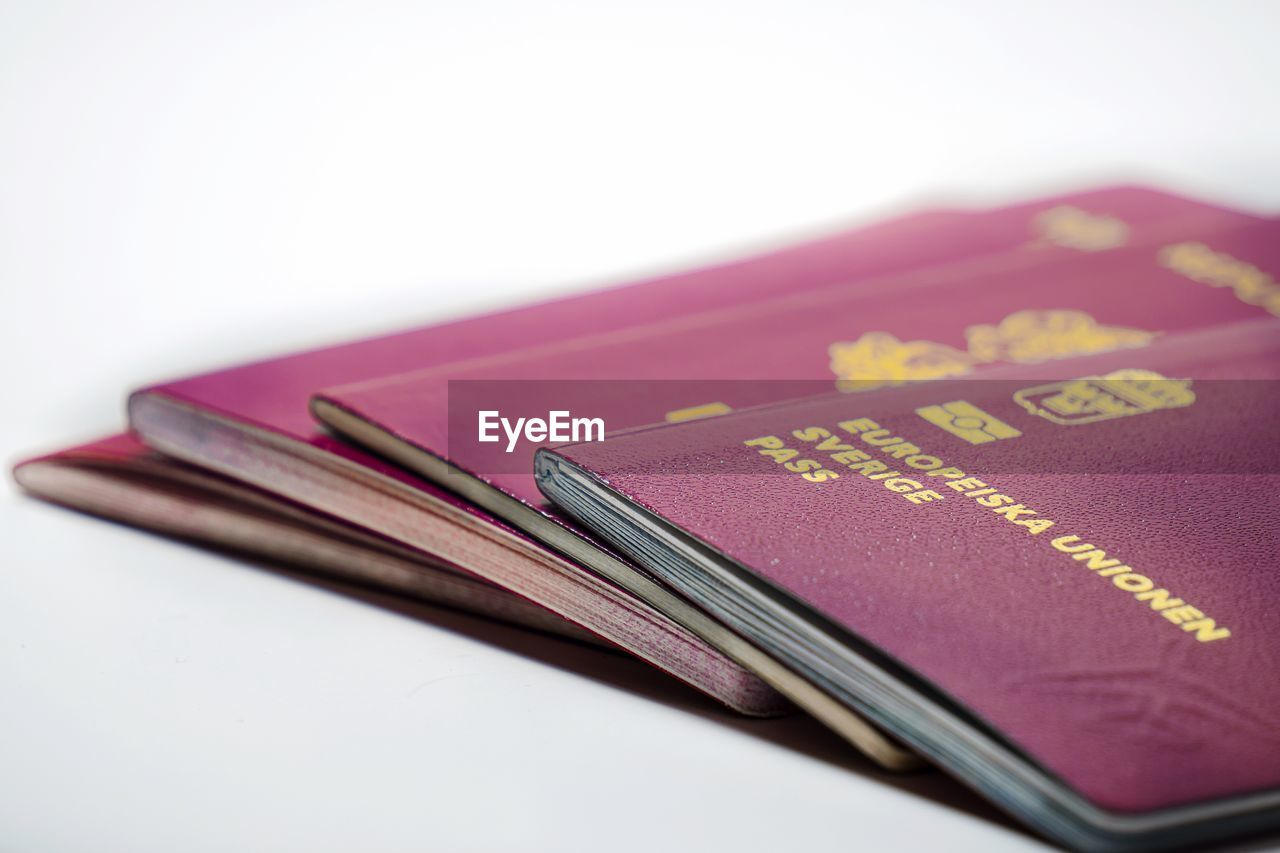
[536,315,1280,850]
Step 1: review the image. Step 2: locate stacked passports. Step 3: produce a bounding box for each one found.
[15,186,1280,850]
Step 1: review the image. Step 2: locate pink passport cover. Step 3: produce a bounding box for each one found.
[542,316,1280,815]
[139,188,1243,446]
[129,188,1261,715]
[133,189,1235,571]
[317,216,1280,538]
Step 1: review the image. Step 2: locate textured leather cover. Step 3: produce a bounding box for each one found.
[19,432,154,466]
[545,316,1280,816]
[131,208,987,545]
[142,188,1249,454]
[132,188,1261,712]
[317,216,1280,536]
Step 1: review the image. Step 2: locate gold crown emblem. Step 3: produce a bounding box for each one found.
[1034,205,1129,251]
[828,332,975,392]
[828,311,1158,393]
[965,309,1157,364]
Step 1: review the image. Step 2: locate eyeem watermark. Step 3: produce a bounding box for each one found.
[478,410,605,452]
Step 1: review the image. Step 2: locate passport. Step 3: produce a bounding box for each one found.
[311,204,1277,768]
[534,317,1280,849]
[129,187,1259,755]
[12,434,594,643]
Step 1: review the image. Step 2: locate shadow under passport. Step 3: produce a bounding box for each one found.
[233,550,1038,846]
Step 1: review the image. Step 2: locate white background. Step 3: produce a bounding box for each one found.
[3,1,1279,850]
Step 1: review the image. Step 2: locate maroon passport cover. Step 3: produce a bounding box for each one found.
[139,188,1250,477]
[316,215,1280,534]
[540,316,1280,820]
[130,187,1260,718]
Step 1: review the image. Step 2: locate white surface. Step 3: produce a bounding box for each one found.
[2,2,1278,850]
